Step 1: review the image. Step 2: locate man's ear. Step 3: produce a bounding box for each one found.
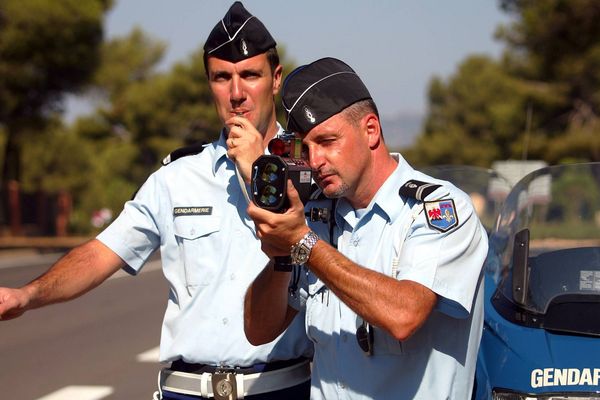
[364,114,382,149]
[272,64,283,95]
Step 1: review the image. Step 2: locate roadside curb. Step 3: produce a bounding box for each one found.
[0,236,91,270]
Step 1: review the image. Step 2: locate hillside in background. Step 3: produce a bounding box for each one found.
[381,112,423,151]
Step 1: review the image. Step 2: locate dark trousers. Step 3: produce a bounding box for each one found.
[161,379,311,399]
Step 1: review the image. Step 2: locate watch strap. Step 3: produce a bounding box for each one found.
[291,230,319,264]
[273,256,294,272]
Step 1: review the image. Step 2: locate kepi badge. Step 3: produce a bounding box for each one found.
[424,199,458,232]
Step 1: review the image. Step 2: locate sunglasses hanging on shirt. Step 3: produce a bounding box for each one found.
[356,319,374,356]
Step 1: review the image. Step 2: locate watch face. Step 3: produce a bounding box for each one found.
[291,231,318,265]
[297,246,310,263]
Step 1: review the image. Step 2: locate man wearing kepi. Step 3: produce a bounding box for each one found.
[0,2,312,399]
[244,57,488,399]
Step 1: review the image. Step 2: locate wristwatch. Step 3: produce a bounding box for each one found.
[290,230,319,265]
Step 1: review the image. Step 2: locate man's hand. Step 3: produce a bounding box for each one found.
[226,115,264,183]
[0,240,124,322]
[0,287,30,321]
[248,180,310,257]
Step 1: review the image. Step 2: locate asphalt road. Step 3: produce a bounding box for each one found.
[0,252,168,400]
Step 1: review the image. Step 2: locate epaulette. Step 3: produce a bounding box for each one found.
[400,179,458,233]
[162,142,207,166]
[398,180,441,201]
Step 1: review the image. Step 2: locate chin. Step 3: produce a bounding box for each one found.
[320,186,341,199]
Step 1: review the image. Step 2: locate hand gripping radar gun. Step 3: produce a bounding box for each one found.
[251,132,313,271]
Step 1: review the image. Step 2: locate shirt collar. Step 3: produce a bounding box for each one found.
[212,129,229,175]
[210,123,286,175]
[335,153,414,229]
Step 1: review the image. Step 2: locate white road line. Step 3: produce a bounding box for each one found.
[35,386,113,400]
[137,346,160,362]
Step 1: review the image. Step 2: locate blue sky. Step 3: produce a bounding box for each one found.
[104,0,511,119]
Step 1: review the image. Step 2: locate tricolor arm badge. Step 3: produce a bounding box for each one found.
[424,199,458,232]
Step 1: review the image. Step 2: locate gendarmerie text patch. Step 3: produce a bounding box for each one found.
[173,207,213,216]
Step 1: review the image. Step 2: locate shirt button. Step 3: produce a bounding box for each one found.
[190,228,196,236]
[222,318,228,325]
[230,273,236,280]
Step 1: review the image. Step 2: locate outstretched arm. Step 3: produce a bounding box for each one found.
[0,239,124,320]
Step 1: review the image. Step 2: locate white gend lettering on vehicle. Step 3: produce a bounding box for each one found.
[531,368,600,388]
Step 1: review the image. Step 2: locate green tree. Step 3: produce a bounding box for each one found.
[0,0,111,233]
[408,0,600,167]
[0,0,111,183]
[66,32,220,230]
[550,166,600,222]
[406,56,549,167]
[65,33,297,233]
[498,0,600,162]
[93,27,165,101]
[80,39,221,184]
[82,36,296,185]
[20,119,93,195]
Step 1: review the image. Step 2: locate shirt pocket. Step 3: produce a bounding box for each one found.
[306,279,334,347]
[173,215,221,292]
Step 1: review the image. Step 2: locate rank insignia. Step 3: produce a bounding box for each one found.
[424,199,458,232]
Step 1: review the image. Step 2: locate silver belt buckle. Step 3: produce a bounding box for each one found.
[212,371,237,400]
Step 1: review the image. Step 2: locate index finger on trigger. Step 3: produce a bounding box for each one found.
[247,198,266,220]
[286,180,303,208]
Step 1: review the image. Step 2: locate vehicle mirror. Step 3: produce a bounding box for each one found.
[512,228,530,305]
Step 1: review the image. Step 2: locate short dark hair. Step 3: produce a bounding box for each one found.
[203,46,280,76]
[342,99,380,125]
[341,99,384,138]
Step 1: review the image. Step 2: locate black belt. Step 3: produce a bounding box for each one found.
[170,357,309,375]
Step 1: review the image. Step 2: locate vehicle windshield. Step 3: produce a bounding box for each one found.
[488,163,600,335]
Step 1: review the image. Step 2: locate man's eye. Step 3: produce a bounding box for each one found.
[241,72,261,79]
[212,74,230,82]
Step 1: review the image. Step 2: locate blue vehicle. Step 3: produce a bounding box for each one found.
[472,162,600,400]
[425,163,600,399]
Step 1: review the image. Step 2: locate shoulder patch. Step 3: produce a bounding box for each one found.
[399,180,442,201]
[424,199,458,232]
[162,142,207,165]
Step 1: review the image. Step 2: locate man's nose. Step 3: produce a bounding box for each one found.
[308,146,323,171]
[230,76,245,102]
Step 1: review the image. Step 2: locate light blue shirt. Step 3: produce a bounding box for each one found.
[98,127,313,366]
[302,153,488,399]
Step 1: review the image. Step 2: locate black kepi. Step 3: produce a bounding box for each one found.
[204,1,276,63]
[282,57,373,134]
